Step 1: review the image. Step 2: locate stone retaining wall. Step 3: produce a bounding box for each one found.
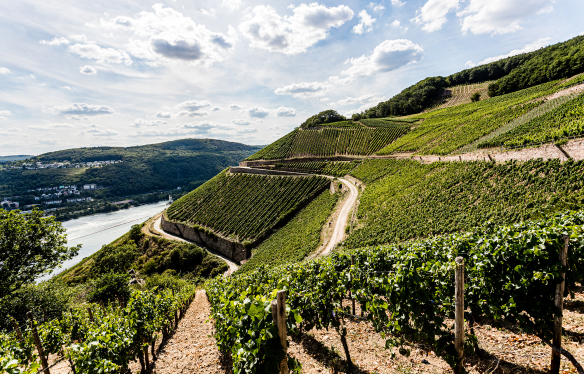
[161,214,249,263]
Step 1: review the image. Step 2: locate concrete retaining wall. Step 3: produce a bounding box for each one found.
[161,214,249,263]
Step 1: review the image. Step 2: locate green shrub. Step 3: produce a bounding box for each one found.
[87,273,131,304]
[301,110,346,128]
[128,224,144,242]
[91,243,138,275]
[145,273,187,291]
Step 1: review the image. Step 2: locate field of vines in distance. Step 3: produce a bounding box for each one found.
[346,158,584,248]
[376,80,562,156]
[165,170,330,243]
[245,125,409,160]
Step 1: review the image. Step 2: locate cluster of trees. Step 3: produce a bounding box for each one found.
[351,35,584,119]
[301,110,346,128]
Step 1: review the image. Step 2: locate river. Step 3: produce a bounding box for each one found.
[43,201,168,281]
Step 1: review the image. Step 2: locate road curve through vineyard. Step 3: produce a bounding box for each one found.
[321,178,359,255]
[152,215,239,275]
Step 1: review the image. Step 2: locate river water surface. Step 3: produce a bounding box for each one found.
[43,201,167,280]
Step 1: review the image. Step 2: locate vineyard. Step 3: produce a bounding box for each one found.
[237,190,339,274]
[245,126,408,160]
[478,92,584,148]
[206,209,584,373]
[165,171,330,243]
[375,80,560,155]
[1,286,196,374]
[437,81,491,109]
[276,161,360,177]
[347,158,584,248]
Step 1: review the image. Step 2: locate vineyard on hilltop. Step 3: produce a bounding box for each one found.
[165,170,330,244]
[245,126,409,160]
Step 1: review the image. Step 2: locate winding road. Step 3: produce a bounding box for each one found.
[149,176,361,274]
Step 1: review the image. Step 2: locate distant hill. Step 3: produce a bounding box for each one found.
[0,155,33,162]
[0,139,262,211]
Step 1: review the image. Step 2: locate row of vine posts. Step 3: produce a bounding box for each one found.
[270,236,583,374]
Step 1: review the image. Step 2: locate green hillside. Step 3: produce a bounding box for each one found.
[0,139,262,213]
[165,170,330,244]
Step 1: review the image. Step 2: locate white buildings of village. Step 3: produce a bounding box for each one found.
[10,160,122,170]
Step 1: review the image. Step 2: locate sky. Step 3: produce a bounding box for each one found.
[0,0,582,155]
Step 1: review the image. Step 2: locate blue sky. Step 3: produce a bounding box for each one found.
[0,0,582,155]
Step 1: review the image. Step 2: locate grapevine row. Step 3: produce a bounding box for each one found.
[1,286,196,374]
[206,210,584,373]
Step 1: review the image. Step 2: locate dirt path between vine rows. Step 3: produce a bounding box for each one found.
[150,290,231,374]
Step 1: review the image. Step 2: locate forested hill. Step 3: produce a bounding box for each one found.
[0,138,262,203]
[354,34,584,118]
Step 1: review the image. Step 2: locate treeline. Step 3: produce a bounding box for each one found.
[353,35,584,119]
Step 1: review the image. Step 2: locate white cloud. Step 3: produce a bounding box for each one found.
[412,0,460,32]
[69,43,132,65]
[211,106,220,111]
[103,4,235,67]
[368,3,385,13]
[391,20,402,28]
[80,124,120,137]
[0,67,10,74]
[248,106,270,118]
[336,94,383,106]
[391,0,405,6]
[229,104,245,110]
[239,3,354,55]
[50,103,115,117]
[237,128,258,134]
[40,37,70,46]
[275,81,329,98]
[275,106,296,117]
[342,39,424,77]
[70,34,88,42]
[478,37,551,64]
[465,60,476,68]
[17,74,36,79]
[537,5,554,14]
[232,119,252,126]
[80,65,97,75]
[353,10,376,34]
[175,100,211,111]
[130,118,167,127]
[28,123,74,130]
[155,111,172,118]
[0,110,12,116]
[0,117,7,121]
[174,100,211,117]
[61,86,72,90]
[222,0,241,10]
[458,0,554,35]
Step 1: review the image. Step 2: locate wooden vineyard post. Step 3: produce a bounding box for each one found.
[87,307,94,322]
[28,312,50,374]
[277,291,289,374]
[550,235,569,374]
[10,316,23,341]
[350,255,356,316]
[454,257,465,374]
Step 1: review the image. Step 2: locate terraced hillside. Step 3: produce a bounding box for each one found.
[164,170,330,247]
[246,125,409,160]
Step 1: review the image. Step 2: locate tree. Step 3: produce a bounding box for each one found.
[0,209,80,300]
[470,92,481,102]
[301,110,346,128]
